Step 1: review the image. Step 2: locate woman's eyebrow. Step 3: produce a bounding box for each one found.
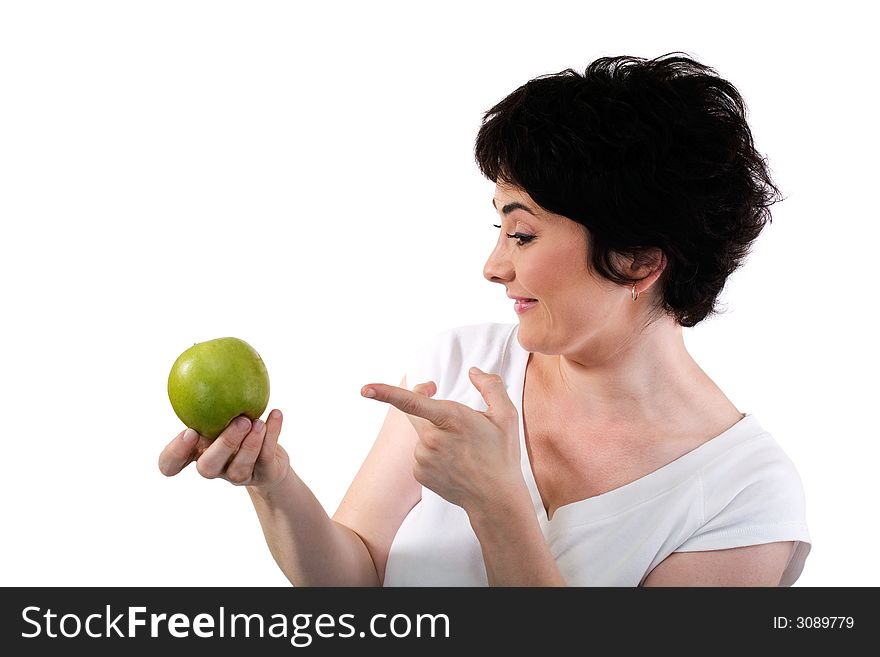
[491,198,537,216]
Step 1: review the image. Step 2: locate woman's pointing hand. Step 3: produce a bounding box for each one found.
[361,367,526,515]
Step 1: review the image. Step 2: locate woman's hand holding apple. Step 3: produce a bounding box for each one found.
[158,410,290,493]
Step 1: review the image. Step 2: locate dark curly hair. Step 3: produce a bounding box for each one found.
[474,52,783,328]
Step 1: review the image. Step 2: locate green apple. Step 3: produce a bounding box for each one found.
[167,337,270,440]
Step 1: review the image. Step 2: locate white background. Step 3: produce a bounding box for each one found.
[1,0,876,587]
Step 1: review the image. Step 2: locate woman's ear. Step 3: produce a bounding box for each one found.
[626,247,666,279]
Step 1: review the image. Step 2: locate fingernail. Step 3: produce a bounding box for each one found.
[236,416,252,431]
[469,367,481,375]
[362,387,376,398]
[253,419,265,432]
[183,428,198,443]
[270,409,281,421]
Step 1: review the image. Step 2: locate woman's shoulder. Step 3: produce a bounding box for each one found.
[696,418,808,520]
[675,418,812,579]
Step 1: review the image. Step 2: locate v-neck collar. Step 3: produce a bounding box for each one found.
[502,324,762,531]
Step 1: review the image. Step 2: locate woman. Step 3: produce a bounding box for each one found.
[158,53,811,586]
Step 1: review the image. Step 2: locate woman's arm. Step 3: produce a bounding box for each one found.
[246,468,379,586]
[362,368,567,586]
[159,376,422,586]
[248,375,423,586]
[331,377,424,584]
[466,484,567,586]
[641,541,795,586]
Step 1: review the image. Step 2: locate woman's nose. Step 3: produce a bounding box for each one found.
[483,242,513,285]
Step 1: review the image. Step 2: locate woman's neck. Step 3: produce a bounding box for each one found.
[533,317,712,426]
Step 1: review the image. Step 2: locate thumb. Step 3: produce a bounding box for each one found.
[468,367,517,421]
[411,380,437,398]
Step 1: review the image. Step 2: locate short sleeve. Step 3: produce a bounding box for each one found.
[402,327,458,392]
[674,437,812,586]
[402,323,514,401]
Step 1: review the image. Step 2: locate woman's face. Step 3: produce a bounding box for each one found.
[483,181,635,357]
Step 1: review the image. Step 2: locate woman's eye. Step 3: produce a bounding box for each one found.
[492,224,534,246]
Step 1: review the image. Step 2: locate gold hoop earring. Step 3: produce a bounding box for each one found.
[632,283,639,302]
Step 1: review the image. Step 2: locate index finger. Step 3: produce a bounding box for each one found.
[361,383,448,426]
[158,428,200,476]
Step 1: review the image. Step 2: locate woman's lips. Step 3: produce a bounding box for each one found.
[514,299,539,314]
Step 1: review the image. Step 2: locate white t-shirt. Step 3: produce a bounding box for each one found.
[383,323,812,586]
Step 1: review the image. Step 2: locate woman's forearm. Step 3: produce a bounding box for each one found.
[247,466,379,586]
[467,486,567,586]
